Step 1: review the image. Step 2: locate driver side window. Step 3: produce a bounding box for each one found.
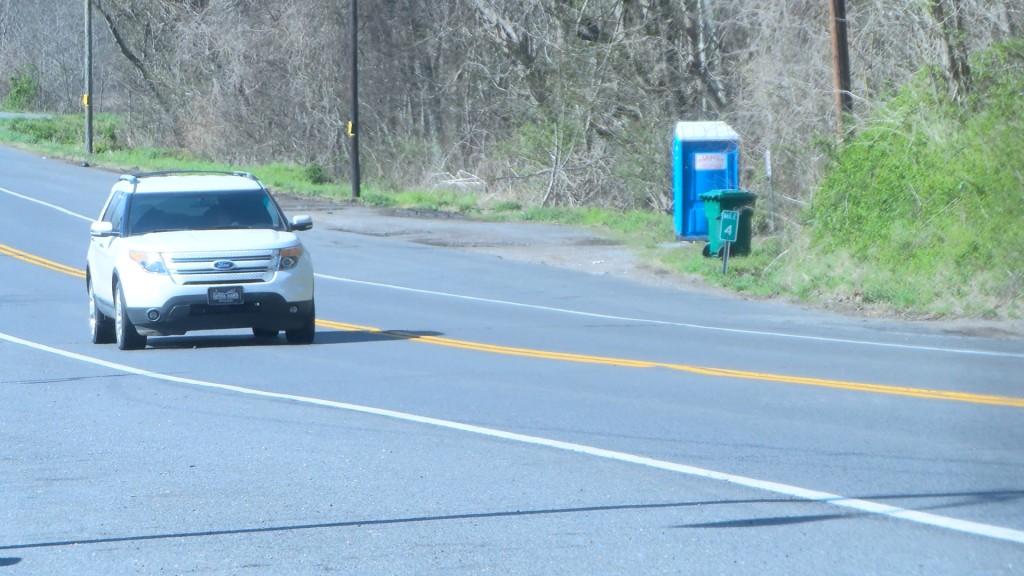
[105,192,127,233]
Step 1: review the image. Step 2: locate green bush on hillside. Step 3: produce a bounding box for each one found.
[2,67,39,111]
[811,41,1024,317]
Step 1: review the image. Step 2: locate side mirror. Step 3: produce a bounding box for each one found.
[290,215,313,231]
[90,221,115,237]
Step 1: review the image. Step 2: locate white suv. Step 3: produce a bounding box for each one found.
[86,171,315,350]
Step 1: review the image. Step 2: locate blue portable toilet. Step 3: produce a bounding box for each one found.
[672,121,740,239]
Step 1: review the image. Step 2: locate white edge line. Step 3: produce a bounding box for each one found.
[3,330,1022,546]
[315,274,1023,359]
[0,185,94,222]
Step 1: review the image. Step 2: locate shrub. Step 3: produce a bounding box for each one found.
[2,67,39,111]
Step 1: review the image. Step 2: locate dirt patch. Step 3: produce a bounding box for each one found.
[275,197,685,286]
[278,198,1024,339]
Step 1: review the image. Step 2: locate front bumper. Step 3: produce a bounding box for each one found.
[128,293,314,336]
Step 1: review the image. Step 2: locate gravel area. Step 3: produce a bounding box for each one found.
[277,196,1024,340]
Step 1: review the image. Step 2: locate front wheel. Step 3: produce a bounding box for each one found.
[89,278,115,344]
[285,303,315,345]
[114,282,147,351]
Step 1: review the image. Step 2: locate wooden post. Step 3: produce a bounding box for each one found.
[829,0,853,138]
[349,0,361,199]
[84,0,93,155]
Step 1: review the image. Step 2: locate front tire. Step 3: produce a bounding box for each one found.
[114,282,147,351]
[285,302,315,345]
[89,277,115,344]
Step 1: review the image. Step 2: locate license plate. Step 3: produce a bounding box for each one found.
[208,286,244,305]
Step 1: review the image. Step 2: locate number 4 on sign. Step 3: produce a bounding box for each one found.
[720,210,739,242]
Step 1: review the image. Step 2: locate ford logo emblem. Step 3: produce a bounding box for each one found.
[213,260,235,270]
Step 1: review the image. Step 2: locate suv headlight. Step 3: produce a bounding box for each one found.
[278,245,303,270]
[129,250,168,274]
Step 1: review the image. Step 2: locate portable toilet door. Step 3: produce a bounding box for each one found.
[672,121,740,239]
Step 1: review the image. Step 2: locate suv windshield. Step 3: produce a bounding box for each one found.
[127,190,284,235]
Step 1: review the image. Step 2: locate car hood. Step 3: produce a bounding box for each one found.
[129,229,302,252]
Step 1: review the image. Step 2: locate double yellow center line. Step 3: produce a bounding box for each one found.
[4,242,1022,408]
[1,243,85,279]
[316,319,1024,408]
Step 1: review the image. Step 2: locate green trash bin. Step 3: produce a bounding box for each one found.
[699,189,757,257]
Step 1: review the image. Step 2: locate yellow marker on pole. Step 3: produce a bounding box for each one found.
[82,93,89,108]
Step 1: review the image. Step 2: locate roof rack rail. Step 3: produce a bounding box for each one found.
[118,174,139,193]
[125,169,258,180]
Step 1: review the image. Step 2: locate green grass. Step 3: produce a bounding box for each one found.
[359,188,481,213]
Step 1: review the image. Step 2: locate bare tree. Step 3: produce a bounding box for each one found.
[929,0,973,104]
[4,0,1019,216]
[0,0,84,111]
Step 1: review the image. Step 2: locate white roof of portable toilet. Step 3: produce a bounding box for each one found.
[674,121,739,141]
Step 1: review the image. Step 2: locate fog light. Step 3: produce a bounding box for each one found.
[147,309,161,321]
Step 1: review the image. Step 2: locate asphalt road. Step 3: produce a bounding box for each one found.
[2,145,1023,575]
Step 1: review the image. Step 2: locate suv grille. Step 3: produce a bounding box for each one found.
[166,249,276,285]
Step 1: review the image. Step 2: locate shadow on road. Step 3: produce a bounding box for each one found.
[4,490,1021,552]
[145,329,443,350]
[677,489,1024,529]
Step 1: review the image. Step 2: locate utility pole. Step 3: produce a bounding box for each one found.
[348,0,360,199]
[828,0,852,139]
[84,0,93,155]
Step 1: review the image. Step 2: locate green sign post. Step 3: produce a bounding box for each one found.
[720,210,739,273]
